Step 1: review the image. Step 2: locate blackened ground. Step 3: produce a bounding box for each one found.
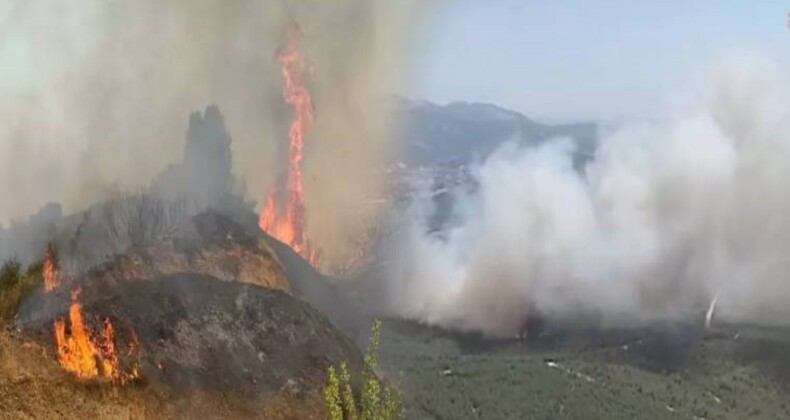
[183,208,371,343]
[18,273,364,396]
[261,230,372,343]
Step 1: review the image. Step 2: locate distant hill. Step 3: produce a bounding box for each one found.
[391,97,597,167]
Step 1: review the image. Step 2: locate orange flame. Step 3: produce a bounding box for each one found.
[54,290,98,378]
[259,24,321,266]
[53,289,139,383]
[42,243,59,292]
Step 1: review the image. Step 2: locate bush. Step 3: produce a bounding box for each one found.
[325,366,343,420]
[324,319,404,420]
[0,259,22,290]
[340,362,359,420]
[0,258,41,321]
[361,320,382,420]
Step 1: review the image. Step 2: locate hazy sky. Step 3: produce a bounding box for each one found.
[409,1,789,122]
[1,1,787,124]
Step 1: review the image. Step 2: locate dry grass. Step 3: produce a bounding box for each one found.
[0,330,324,419]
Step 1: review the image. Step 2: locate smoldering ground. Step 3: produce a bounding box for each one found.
[0,0,423,266]
[384,56,790,337]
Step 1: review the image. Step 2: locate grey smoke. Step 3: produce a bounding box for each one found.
[0,104,238,266]
[153,105,236,208]
[0,1,423,267]
[386,56,790,337]
[0,203,62,265]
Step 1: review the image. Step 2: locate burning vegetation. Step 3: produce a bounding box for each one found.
[42,243,59,293]
[53,288,139,383]
[259,25,322,267]
[39,244,139,382]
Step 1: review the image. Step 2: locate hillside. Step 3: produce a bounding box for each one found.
[5,271,364,419]
[1,210,367,419]
[0,328,324,420]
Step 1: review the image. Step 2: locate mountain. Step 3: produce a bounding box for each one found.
[392,97,597,167]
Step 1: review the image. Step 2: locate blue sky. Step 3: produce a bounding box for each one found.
[408,1,789,122]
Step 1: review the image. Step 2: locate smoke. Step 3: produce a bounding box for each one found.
[386,56,790,337]
[0,1,423,265]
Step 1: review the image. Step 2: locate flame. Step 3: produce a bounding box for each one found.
[53,289,139,383]
[54,290,98,378]
[259,24,321,266]
[42,243,59,292]
[97,318,118,378]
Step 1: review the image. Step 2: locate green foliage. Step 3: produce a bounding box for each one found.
[381,381,405,420]
[0,259,43,322]
[339,362,358,420]
[361,319,382,420]
[324,319,405,420]
[325,366,343,420]
[0,259,22,290]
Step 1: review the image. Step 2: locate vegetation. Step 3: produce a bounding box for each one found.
[325,319,404,420]
[0,258,42,321]
[339,362,359,420]
[325,366,343,420]
[101,192,189,250]
[375,319,790,420]
[0,329,325,419]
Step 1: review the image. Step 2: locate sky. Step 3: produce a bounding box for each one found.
[409,1,789,122]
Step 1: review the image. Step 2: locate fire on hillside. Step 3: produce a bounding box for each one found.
[259,24,322,268]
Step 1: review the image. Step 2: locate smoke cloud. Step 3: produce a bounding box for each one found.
[386,56,790,337]
[0,1,422,265]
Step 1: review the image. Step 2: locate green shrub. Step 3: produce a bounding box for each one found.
[340,362,359,420]
[361,319,382,420]
[325,319,404,420]
[0,259,43,322]
[0,259,22,290]
[381,379,405,420]
[325,366,343,420]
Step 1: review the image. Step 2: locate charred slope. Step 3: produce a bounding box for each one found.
[19,273,363,396]
[176,207,369,341]
[260,231,370,342]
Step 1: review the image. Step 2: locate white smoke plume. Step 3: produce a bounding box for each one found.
[386,56,790,337]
